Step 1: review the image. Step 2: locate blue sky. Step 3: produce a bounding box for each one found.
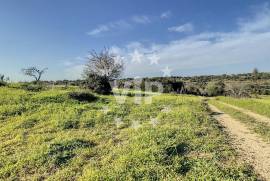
[0,0,270,81]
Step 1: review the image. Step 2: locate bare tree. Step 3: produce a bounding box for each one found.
[22,67,48,83]
[83,48,124,81]
[83,48,124,94]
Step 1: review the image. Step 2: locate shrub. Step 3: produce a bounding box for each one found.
[68,91,98,102]
[205,81,225,97]
[85,74,112,95]
[0,81,6,87]
[184,84,202,95]
[21,83,45,92]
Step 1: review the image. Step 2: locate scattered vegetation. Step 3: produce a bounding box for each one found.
[0,87,258,180]
[0,65,268,179]
[20,83,45,92]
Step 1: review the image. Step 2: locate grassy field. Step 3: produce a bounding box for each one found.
[0,87,257,180]
[216,96,270,118]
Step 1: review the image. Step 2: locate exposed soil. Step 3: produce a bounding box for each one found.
[209,104,270,181]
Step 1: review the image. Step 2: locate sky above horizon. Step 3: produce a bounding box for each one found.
[1,0,270,81]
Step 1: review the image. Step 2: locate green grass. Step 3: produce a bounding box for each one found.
[210,100,270,142]
[216,96,270,118]
[0,87,257,180]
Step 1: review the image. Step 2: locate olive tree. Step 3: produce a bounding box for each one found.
[83,48,124,94]
[22,67,48,83]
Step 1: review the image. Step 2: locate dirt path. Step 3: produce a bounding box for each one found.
[218,101,270,124]
[209,104,270,180]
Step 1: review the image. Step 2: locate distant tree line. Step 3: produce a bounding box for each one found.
[37,71,270,97]
[1,48,269,98]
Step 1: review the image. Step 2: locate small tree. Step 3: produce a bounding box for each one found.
[22,67,48,83]
[83,48,124,94]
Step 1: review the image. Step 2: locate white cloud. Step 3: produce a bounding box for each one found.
[132,15,151,24]
[160,11,172,19]
[77,4,270,79]
[111,4,270,78]
[87,20,131,36]
[87,25,110,36]
[168,23,194,33]
[87,15,151,36]
[238,3,270,32]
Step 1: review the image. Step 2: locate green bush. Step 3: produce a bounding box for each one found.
[0,81,7,87]
[205,81,225,97]
[85,74,112,95]
[21,83,45,92]
[184,84,202,95]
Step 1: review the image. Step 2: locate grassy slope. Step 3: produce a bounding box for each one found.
[217,96,270,118]
[210,100,270,142]
[0,87,257,180]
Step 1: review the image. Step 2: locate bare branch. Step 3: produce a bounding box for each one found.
[83,48,124,81]
[22,67,48,82]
